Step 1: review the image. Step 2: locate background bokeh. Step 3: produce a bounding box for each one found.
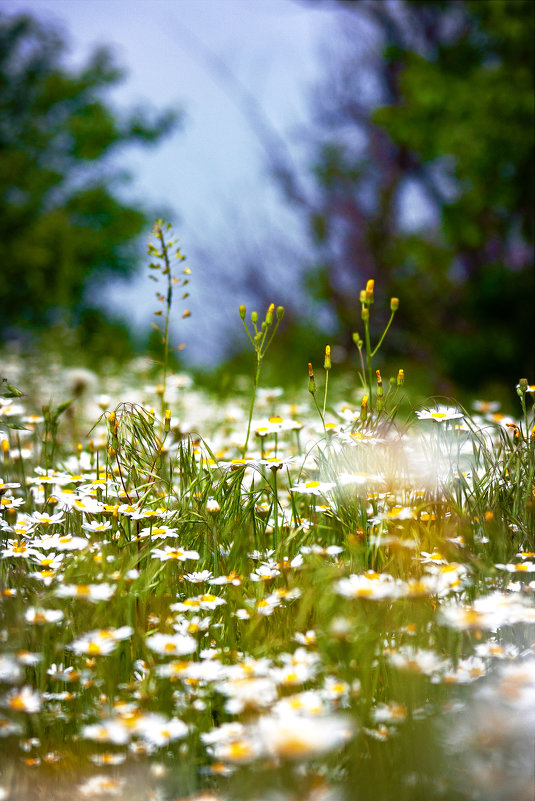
[1,0,533,402]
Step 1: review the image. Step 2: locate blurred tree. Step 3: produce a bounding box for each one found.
[281,0,534,389]
[0,12,180,339]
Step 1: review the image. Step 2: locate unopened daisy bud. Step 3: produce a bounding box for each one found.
[376,370,383,398]
[352,332,363,349]
[360,395,368,422]
[276,305,284,321]
[518,378,528,393]
[254,331,263,344]
[239,305,246,319]
[266,303,275,325]
[361,307,369,322]
[308,363,316,394]
[324,345,331,370]
[359,290,367,305]
[164,409,171,432]
[251,311,258,325]
[397,369,405,386]
[366,279,374,302]
[390,297,399,312]
[206,498,220,514]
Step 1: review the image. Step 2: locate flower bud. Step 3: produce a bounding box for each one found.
[390,297,399,312]
[360,395,368,422]
[239,305,246,320]
[361,307,369,322]
[276,305,284,321]
[251,311,258,325]
[397,369,405,386]
[365,279,374,302]
[352,332,363,349]
[359,290,367,305]
[308,363,316,394]
[266,303,275,325]
[518,378,528,393]
[324,345,331,370]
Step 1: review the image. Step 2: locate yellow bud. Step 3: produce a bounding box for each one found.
[324,345,331,370]
[276,305,284,321]
[239,305,246,319]
[390,297,399,312]
[397,369,405,386]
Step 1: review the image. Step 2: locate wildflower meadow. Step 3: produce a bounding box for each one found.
[1,224,534,801]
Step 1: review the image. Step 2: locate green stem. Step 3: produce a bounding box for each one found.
[243,355,262,457]
[271,466,279,547]
[364,317,373,406]
[371,311,395,357]
[322,370,330,422]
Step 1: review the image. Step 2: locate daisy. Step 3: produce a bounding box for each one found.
[30,511,65,526]
[68,626,133,656]
[55,583,116,602]
[81,520,112,534]
[145,632,197,657]
[171,594,226,612]
[151,545,200,562]
[3,686,42,713]
[416,406,464,423]
[137,713,188,747]
[24,607,64,625]
[336,571,406,600]
[289,480,336,496]
[1,540,38,559]
[257,711,353,759]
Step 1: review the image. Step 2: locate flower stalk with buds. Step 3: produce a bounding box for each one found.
[239,303,284,457]
[353,280,401,411]
[147,220,191,424]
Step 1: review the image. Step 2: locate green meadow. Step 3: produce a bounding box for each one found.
[1,241,533,800]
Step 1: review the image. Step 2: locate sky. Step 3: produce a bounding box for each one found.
[3,0,345,363]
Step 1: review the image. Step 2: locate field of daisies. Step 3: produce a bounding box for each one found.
[1,290,534,800]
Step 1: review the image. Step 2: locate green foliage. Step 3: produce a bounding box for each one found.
[0,12,180,337]
[299,0,534,390]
